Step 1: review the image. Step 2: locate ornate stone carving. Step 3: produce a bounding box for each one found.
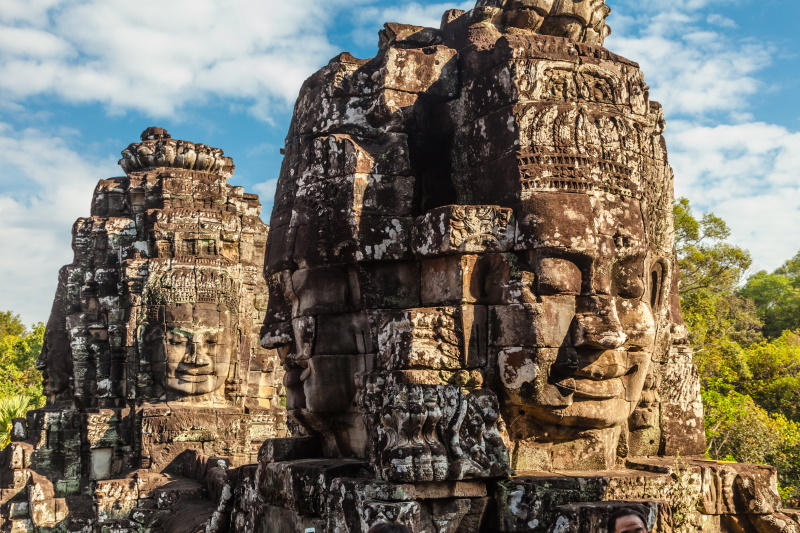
[0,1,792,531]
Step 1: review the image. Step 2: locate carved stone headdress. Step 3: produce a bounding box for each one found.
[143,259,240,312]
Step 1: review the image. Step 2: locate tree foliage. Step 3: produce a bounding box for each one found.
[0,311,45,406]
[741,252,800,339]
[737,331,800,423]
[674,197,753,294]
[675,200,800,501]
[673,198,762,383]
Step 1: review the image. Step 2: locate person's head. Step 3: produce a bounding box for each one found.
[607,507,650,533]
[141,265,239,401]
[368,524,411,533]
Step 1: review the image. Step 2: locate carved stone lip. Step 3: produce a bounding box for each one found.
[564,376,623,399]
[176,370,214,380]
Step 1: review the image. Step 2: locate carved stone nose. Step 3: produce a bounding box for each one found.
[186,342,211,365]
[572,296,628,349]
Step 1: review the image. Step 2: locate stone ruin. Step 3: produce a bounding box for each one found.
[0,128,286,532]
[2,1,800,533]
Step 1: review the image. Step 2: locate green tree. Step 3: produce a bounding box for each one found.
[741,252,800,339]
[0,311,45,405]
[703,384,800,500]
[738,331,800,423]
[673,198,762,383]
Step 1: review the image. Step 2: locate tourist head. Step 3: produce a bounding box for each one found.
[607,507,650,533]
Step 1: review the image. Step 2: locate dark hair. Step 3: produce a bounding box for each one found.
[607,507,649,533]
[368,524,411,533]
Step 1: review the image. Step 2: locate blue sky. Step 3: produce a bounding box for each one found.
[1,0,798,325]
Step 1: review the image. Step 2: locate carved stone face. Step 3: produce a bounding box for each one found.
[145,302,235,397]
[499,192,665,434]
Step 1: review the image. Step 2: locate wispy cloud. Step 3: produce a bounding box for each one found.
[669,121,800,271]
[607,0,797,271]
[607,6,771,119]
[0,0,348,119]
[0,125,119,324]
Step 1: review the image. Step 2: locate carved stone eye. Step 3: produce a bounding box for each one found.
[613,260,645,299]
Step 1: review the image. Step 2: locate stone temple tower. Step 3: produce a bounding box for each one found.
[228,2,796,532]
[0,128,285,532]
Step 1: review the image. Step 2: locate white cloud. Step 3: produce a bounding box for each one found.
[0,125,119,325]
[0,0,348,118]
[706,14,737,28]
[668,121,800,271]
[606,10,770,118]
[605,0,799,272]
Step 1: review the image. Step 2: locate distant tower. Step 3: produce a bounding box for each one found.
[0,129,284,531]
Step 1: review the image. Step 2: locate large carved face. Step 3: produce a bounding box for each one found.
[145,302,235,397]
[498,192,666,435]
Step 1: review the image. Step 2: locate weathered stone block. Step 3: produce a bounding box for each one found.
[489,302,574,348]
[290,265,362,317]
[257,437,324,464]
[660,345,705,457]
[8,501,29,519]
[378,307,463,370]
[314,313,374,355]
[256,459,370,517]
[377,306,489,371]
[358,261,422,309]
[304,354,375,413]
[9,518,35,533]
[379,45,458,98]
[379,22,443,50]
[414,205,515,257]
[493,475,609,532]
[94,478,139,521]
[303,133,411,178]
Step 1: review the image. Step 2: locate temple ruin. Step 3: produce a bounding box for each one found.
[1,1,799,532]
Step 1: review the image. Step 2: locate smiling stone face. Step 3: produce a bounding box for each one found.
[261,5,706,478]
[141,266,241,403]
[497,192,666,437]
[145,302,235,397]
